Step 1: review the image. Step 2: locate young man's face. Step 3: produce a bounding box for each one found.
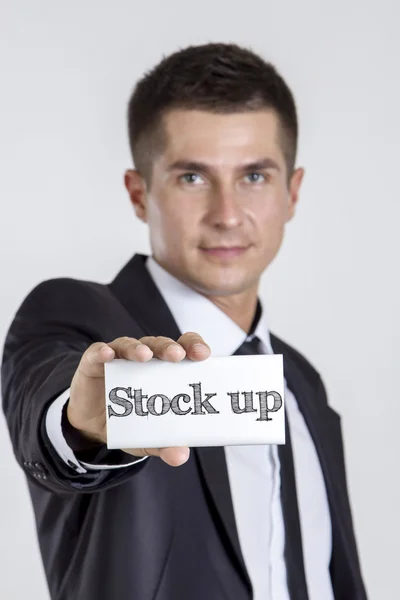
[126,109,304,298]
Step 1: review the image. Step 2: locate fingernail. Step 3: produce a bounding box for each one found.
[135,344,152,354]
[167,344,186,356]
[167,343,185,352]
[191,343,209,352]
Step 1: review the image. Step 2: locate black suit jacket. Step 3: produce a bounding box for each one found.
[1,254,367,600]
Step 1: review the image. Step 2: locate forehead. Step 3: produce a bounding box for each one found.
[160,109,283,165]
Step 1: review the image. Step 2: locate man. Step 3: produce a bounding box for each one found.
[1,42,367,599]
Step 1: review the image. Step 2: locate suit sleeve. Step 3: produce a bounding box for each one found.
[1,278,149,495]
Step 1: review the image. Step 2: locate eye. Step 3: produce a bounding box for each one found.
[179,173,204,185]
[244,172,266,183]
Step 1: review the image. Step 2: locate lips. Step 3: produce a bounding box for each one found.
[199,246,249,258]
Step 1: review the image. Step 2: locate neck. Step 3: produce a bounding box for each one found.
[149,255,260,333]
[206,288,259,334]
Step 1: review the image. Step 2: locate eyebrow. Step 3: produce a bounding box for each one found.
[166,158,281,174]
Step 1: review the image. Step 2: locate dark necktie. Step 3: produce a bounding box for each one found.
[234,336,309,600]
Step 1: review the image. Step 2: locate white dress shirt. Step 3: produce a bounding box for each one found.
[46,256,334,600]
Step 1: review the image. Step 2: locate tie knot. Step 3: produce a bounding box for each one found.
[233,336,263,355]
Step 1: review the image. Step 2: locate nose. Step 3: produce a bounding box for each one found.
[207,184,244,230]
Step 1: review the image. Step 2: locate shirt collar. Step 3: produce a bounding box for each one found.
[146,256,273,357]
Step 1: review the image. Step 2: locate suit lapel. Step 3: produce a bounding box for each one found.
[195,447,252,592]
[109,253,182,340]
[270,334,362,596]
[270,334,339,514]
[109,253,252,591]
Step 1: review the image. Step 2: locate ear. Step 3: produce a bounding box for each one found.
[286,167,305,222]
[124,169,148,223]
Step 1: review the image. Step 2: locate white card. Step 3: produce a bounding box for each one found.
[104,355,285,449]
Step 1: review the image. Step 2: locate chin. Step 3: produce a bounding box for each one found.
[188,273,255,297]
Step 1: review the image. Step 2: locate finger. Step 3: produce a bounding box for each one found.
[122,446,190,467]
[159,447,190,466]
[138,336,186,362]
[107,337,153,362]
[176,332,211,361]
[78,342,116,379]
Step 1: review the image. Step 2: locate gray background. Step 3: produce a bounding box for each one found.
[1,1,399,598]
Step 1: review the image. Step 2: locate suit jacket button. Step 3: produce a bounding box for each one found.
[34,462,48,476]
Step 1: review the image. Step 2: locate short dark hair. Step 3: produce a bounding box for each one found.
[127,42,298,186]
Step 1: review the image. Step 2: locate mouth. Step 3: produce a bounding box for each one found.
[199,246,250,259]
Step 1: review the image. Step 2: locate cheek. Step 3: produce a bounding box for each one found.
[147,195,174,230]
[249,195,287,233]
[147,195,196,250]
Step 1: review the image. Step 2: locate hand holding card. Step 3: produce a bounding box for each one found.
[67,332,211,467]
